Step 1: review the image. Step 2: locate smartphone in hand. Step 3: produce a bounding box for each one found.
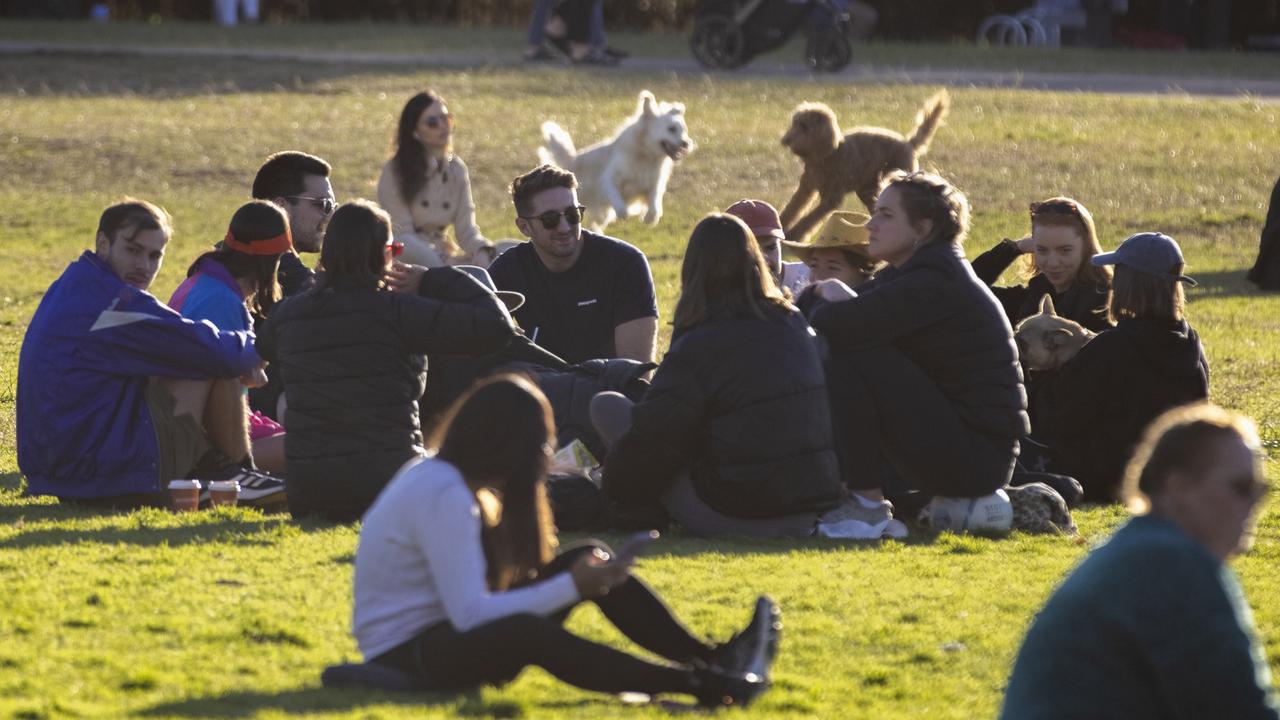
[613,530,660,563]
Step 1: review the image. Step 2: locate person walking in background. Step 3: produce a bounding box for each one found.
[377,91,495,268]
[525,0,625,64]
[212,0,258,26]
[1002,403,1278,720]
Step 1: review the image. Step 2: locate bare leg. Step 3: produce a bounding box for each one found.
[251,433,286,477]
[201,379,252,465]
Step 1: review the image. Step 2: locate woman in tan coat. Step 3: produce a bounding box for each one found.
[378,91,494,267]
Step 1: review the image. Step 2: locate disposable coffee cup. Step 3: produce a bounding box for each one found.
[167,479,201,512]
[209,480,240,507]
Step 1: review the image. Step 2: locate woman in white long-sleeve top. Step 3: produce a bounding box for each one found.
[350,375,777,708]
[377,91,494,268]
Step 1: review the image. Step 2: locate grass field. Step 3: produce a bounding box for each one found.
[1,24,1280,719]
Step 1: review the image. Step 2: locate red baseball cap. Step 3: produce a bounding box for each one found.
[725,199,785,240]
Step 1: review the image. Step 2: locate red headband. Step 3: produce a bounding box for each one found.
[224,230,293,256]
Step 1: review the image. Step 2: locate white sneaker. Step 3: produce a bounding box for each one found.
[923,489,1013,533]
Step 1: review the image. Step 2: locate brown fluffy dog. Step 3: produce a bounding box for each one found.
[1014,296,1096,371]
[779,90,950,242]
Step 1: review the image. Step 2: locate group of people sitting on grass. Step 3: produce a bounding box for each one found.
[12,88,1275,713]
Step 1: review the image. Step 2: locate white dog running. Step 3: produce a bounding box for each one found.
[538,90,693,232]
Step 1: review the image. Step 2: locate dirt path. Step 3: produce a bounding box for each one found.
[4,40,1279,100]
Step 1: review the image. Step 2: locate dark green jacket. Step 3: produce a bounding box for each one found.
[1001,515,1279,720]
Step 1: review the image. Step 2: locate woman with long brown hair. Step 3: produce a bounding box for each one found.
[257,200,516,521]
[347,375,774,707]
[970,196,1113,332]
[376,90,494,268]
[593,213,843,538]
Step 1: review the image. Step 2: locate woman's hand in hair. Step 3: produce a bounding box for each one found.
[1014,235,1037,254]
[569,547,631,599]
[385,260,427,294]
[812,278,859,303]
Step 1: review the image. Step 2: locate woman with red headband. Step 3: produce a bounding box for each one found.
[170,200,293,478]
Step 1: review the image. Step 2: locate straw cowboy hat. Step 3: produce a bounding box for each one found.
[781,210,871,262]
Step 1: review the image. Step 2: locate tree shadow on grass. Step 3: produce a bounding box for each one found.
[1189,269,1270,301]
[137,686,526,719]
[0,503,344,550]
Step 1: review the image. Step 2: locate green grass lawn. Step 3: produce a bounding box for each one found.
[1,36,1280,719]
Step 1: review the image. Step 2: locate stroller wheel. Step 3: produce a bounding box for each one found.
[805,27,851,72]
[691,14,747,69]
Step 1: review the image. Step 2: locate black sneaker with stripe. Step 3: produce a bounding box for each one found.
[190,450,286,511]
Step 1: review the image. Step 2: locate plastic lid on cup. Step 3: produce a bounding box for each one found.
[208,480,240,492]
[167,479,201,491]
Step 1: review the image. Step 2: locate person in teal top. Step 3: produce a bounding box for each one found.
[1001,403,1278,720]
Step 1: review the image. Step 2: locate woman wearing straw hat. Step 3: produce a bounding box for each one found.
[785,210,880,290]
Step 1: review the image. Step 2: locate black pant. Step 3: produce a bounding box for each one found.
[827,345,1017,497]
[371,542,713,694]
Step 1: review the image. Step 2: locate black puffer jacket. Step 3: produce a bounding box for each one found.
[1033,317,1209,502]
[970,239,1113,333]
[810,240,1030,440]
[602,307,843,519]
[257,267,516,520]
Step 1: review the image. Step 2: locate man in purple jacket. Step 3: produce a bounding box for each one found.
[16,199,286,509]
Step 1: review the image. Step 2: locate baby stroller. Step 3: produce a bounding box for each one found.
[691,0,852,72]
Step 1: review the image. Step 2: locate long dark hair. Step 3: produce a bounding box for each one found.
[391,91,447,206]
[313,200,390,292]
[433,375,557,592]
[673,214,793,333]
[188,200,287,317]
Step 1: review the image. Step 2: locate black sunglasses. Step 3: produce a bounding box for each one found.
[423,113,454,129]
[286,195,336,215]
[522,205,586,230]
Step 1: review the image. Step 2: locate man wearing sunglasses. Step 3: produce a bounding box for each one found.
[251,151,336,298]
[247,151,337,421]
[1002,403,1278,720]
[489,164,657,365]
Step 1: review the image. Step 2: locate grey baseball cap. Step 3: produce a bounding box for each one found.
[1091,232,1197,286]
